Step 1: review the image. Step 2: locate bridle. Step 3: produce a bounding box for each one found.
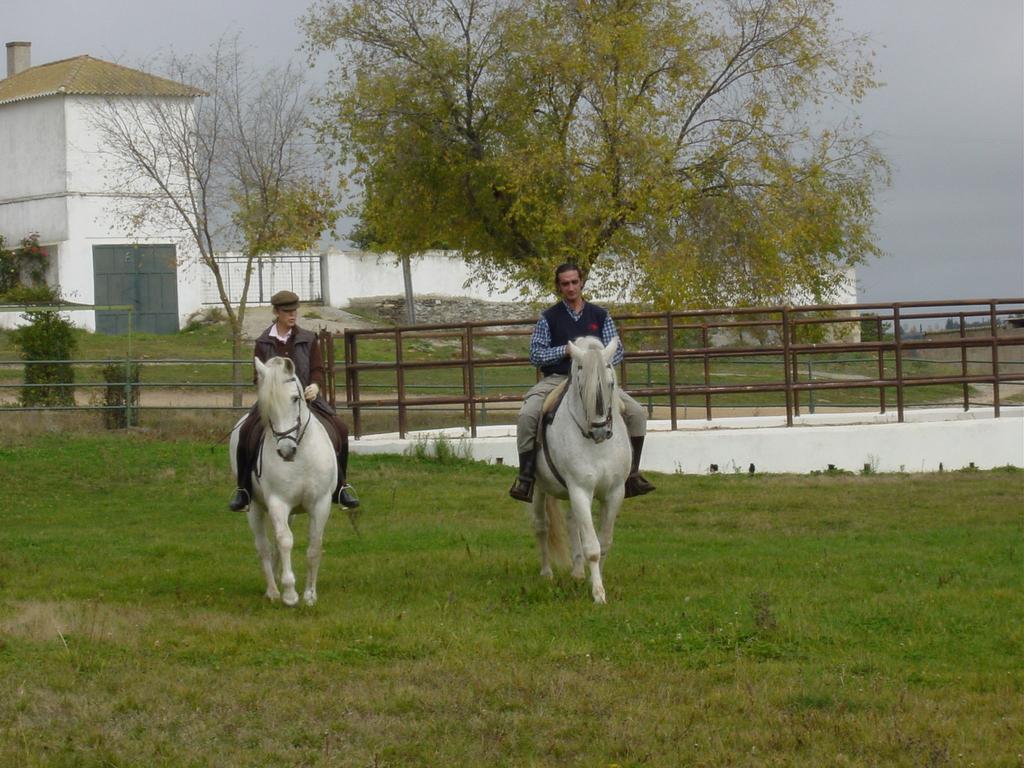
[568,359,615,442]
[267,376,311,457]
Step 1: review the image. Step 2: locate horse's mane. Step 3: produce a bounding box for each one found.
[257,357,299,427]
[570,336,618,421]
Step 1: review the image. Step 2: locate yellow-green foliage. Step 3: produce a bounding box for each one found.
[305,0,889,307]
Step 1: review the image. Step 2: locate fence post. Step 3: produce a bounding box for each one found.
[395,329,407,438]
[461,329,471,427]
[806,360,815,414]
[125,310,134,427]
[123,359,132,427]
[876,316,886,414]
[645,361,653,418]
[466,325,478,438]
[478,365,487,426]
[345,330,362,439]
[791,316,801,417]
[990,302,1001,417]
[959,313,969,411]
[701,322,711,422]
[667,313,678,429]
[781,307,794,426]
[893,304,904,423]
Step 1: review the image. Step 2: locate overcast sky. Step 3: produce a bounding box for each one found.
[4,0,1022,304]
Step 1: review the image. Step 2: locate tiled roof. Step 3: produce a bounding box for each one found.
[0,55,203,106]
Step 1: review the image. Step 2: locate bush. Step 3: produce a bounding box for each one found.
[0,235,16,294]
[2,284,58,304]
[12,310,78,407]
[0,232,55,302]
[101,362,141,428]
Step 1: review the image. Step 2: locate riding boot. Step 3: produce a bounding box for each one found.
[228,441,253,511]
[334,450,359,509]
[228,487,250,511]
[624,436,656,498]
[509,449,537,502]
[228,407,259,511]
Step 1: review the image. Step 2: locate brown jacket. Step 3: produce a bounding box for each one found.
[252,325,323,390]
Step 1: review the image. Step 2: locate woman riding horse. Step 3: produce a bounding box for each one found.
[228,290,358,511]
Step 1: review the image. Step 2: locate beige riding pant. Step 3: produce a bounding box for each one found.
[516,374,647,454]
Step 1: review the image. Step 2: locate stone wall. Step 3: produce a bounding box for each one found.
[347,294,543,326]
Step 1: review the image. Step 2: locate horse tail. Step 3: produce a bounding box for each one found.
[544,494,571,570]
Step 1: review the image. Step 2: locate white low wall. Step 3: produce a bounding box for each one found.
[322,249,523,307]
[350,407,1024,475]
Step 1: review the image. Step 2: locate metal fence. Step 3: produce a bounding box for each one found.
[331,298,1024,438]
[201,254,322,306]
[2,298,1022,435]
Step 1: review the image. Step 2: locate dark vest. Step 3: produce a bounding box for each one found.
[254,326,316,388]
[541,301,608,376]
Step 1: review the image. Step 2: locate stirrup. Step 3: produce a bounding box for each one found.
[624,473,655,499]
[336,483,359,509]
[228,488,250,511]
[509,475,535,503]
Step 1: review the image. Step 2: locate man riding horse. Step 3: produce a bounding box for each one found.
[228,290,359,512]
[509,263,656,503]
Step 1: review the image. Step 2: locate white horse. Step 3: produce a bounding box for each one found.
[229,356,337,606]
[532,336,632,603]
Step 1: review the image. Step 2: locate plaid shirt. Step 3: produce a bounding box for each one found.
[528,301,624,370]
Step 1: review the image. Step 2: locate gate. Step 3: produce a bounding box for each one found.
[93,244,179,334]
[202,254,323,306]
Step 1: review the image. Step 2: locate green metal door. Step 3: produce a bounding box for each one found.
[93,245,179,334]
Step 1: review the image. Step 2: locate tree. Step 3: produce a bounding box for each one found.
[91,38,337,403]
[304,0,888,308]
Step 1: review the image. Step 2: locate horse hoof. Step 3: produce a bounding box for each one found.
[303,591,318,606]
[571,567,586,581]
[265,590,281,602]
[282,591,299,607]
[592,587,606,604]
[539,566,553,580]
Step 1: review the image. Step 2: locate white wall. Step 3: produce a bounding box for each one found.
[322,249,524,306]
[320,250,859,309]
[350,407,1024,475]
[0,97,65,200]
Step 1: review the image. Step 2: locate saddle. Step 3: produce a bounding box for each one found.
[308,399,345,454]
[542,379,568,414]
[242,400,345,460]
[539,381,571,490]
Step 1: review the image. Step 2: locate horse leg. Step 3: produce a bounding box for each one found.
[303,496,332,606]
[597,487,625,567]
[532,493,552,578]
[247,502,280,602]
[565,505,585,580]
[568,487,605,604]
[266,500,299,607]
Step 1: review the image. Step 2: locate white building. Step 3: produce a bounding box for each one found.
[0,41,204,333]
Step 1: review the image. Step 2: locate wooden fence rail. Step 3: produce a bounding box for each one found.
[326,298,1024,439]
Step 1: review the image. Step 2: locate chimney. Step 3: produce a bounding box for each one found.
[6,41,31,78]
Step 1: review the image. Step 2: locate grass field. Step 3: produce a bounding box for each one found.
[0,433,1021,766]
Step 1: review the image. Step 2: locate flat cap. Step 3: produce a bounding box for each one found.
[270,290,300,310]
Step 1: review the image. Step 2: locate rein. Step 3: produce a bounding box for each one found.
[255,376,312,478]
[541,359,615,490]
[568,362,615,441]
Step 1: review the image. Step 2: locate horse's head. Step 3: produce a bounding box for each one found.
[255,356,308,461]
[567,336,620,443]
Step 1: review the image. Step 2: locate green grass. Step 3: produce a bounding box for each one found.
[0,434,1021,766]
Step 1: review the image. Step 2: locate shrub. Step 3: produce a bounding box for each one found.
[101,362,141,429]
[0,234,16,294]
[0,232,56,302]
[12,310,78,407]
